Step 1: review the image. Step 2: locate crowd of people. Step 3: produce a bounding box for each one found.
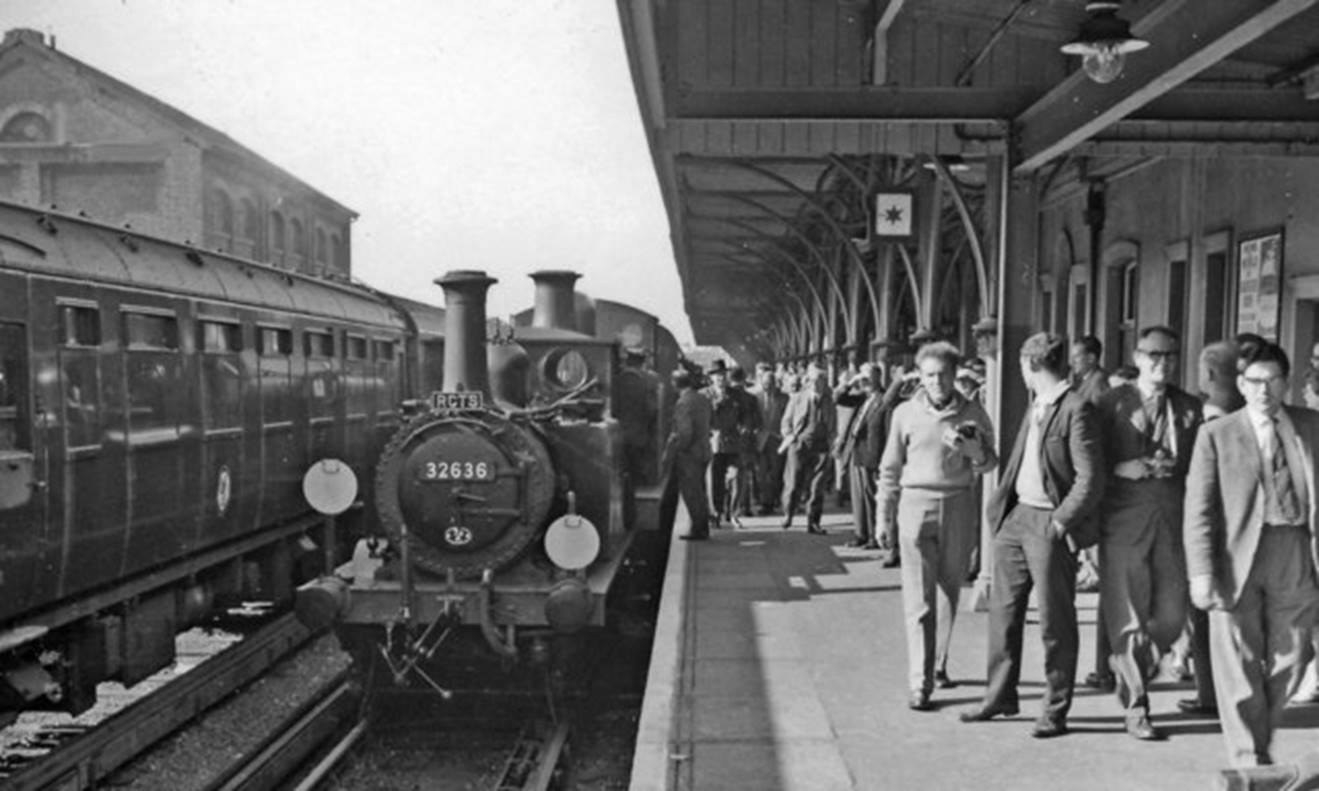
[657,329,1319,770]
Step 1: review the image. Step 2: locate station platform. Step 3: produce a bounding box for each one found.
[630,510,1319,791]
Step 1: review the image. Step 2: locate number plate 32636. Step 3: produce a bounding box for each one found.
[419,460,494,482]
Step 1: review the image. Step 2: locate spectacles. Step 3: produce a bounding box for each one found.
[1136,349,1178,360]
[1241,374,1285,388]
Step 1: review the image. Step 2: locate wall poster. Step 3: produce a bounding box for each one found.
[1237,228,1284,341]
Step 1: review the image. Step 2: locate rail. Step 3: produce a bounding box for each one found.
[4,613,312,791]
[206,673,361,791]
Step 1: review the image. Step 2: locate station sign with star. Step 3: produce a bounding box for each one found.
[874,191,915,240]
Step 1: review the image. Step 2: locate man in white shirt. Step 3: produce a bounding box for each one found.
[1184,342,1319,768]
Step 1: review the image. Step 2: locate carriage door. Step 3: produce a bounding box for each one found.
[0,319,45,614]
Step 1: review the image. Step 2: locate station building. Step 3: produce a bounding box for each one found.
[0,27,355,278]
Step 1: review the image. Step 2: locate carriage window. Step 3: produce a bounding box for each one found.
[199,320,242,353]
[125,311,180,431]
[374,340,395,361]
[258,327,292,356]
[345,335,368,360]
[0,324,26,451]
[62,351,101,448]
[124,312,178,350]
[200,321,242,428]
[304,331,334,358]
[60,305,101,347]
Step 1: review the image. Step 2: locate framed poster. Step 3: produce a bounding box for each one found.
[1237,228,1284,341]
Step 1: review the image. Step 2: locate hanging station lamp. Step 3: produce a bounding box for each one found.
[1061,1,1149,84]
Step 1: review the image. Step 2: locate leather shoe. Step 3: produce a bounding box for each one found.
[1083,671,1116,692]
[846,538,868,548]
[679,532,709,541]
[959,704,1019,722]
[806,524,826,535]
[881,554,901,568]
[1125,713,1162,741]
[934,670,957,689]
[908,691,933,712]
[863,541,881,550]
[1031,717,1068,739]
[1176,698,1217,716]
[779,515,793,529]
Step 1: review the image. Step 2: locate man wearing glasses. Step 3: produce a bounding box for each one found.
[1096,326,1204,740]
[1185,342,1319,768]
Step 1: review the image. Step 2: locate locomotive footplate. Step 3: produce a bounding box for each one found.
[334,535,634,631]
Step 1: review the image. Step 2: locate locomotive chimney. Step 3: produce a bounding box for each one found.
[435,270,497,396]
[530,270,581,331]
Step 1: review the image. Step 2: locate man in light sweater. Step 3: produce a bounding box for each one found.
[877,341,998,711]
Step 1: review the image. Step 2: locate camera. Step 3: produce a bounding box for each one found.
[956,423,979,440]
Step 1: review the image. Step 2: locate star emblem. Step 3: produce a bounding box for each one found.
[883,205,904,226]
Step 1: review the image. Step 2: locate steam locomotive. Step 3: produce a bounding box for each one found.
[0,197,677,718]
[297,269,676,694]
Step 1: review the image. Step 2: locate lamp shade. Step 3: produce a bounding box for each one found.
[1061,1,1149,84]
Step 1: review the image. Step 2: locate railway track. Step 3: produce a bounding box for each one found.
[1,613,313,791]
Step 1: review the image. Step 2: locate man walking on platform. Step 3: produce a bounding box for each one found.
[751,362,789,516]
[704,360,744,529]
[1071,335,1110,405]
[1096,326,1203,741]
[1185,342,1319,768]
[1175,340,1245,719]
[877,341,997,711]
[658,369,713,541]
[726,366,762,523]
[778,364,834,533]
[834,363,888,549]
[960,333,1104,738]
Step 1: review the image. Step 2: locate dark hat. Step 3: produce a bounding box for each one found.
[707,359,728,375]
[729,366,747,383]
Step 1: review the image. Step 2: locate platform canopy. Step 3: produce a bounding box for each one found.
[617,0,1319,357]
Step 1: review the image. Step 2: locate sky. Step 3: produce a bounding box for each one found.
[5,0,693,344]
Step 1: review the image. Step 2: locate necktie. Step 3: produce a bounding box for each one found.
[1145,394,1168,454]
[1271,418,1303,524]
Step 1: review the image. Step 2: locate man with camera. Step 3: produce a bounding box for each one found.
[960,333,1105,738]
[877,341,997,711]
[1096,326,1203,740]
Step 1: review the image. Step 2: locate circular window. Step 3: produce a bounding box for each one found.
[543,348,590,390]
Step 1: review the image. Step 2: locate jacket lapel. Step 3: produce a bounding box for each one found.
[1232,410,1264,489]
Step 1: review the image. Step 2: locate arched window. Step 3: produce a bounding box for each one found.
[270,211,286,265]
[206,188,234,253]
[0,111,51,143]
[331,234,345,273]
[315,229,328,269]
[241,197,258,247]
[290,218,306,265]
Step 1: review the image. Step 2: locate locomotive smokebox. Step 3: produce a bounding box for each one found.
[435,270,498,396]
[530,269,581,331]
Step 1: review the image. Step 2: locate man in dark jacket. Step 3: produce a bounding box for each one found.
[659,370,714,541]
[835,363,888,548]
[961,333,1105,738]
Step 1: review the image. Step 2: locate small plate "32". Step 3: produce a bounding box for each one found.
[429,391,484,410]
[420,460,494,481]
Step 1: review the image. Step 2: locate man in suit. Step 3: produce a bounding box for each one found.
[960,333,1105,738]
[778,364,834,533]
[835,363,888,549]
[658,369,713,541]
[1185,342,1319,767]
[1071,335,1110,406]
[1096,326,1203,740]
[704,360,744,528]
[751,362,789,515]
